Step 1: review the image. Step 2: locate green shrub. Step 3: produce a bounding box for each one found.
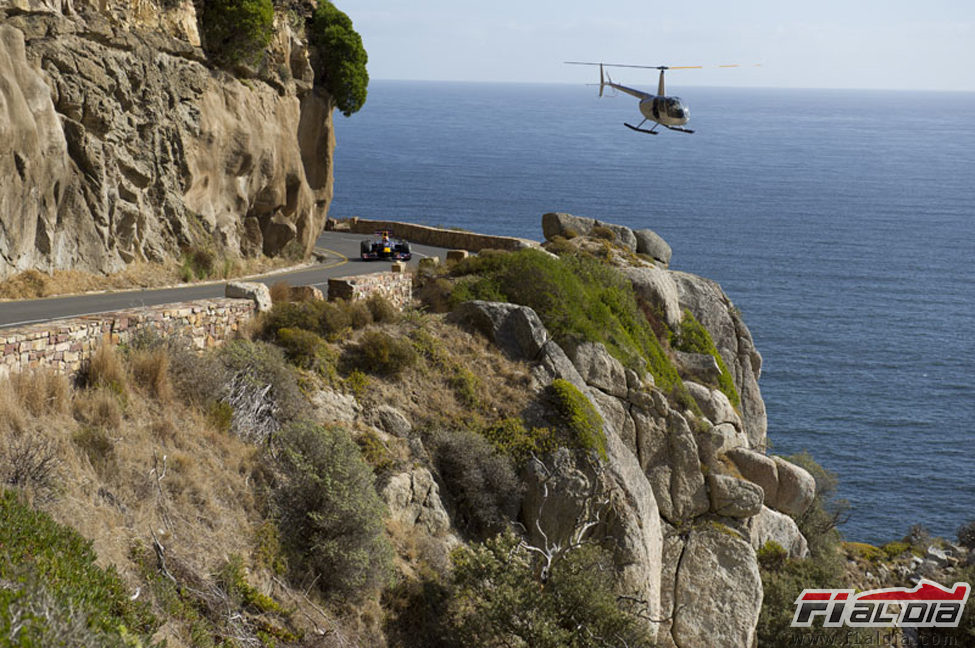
[785,450,849,557]
[348,330,417,377]
[446,532,654,648]
[215,554,281,614]
[547,379,606,460]
[673,309,740,408]
[366,294,398,323]
[344,369,370,397]
[356,428,394,474]
[275,327,336,376]
[427,429,521,539]
[0,490,157,644]
[842,541,885,562]
[590,225,616,241]
[346,300,374,329]
[958,520,975,550]
[449,248,683,392]
[200,0,274,68]
[881,540,910,559]
[272,421,392,599]
[309,1,369,116]
[479,418,556,463]
[448,366,481,408]
[756,540,788,571]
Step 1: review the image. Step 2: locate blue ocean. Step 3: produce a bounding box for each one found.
[330,80,975,545]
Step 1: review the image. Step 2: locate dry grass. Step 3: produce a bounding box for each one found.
[270,280,292,304]
[354,315,536,433]
[0,255,298,301]
[84,342,127,393]
[129,348,173,403]
[72,387,123,430]
[9,369,71,418]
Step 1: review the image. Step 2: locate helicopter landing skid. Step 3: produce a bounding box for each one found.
[664,125,695,134]
[624,122,658,134]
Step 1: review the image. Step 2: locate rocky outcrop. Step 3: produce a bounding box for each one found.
[668,525,763,648]
[748,506,809,559]
[725,448,816,517]
[383,468,452,537]
[671,271,767,447]
[634,228,672,266]
[622,265,683,331]
[448,300,549,361]
[225,281,272,312]
[0,0,334,279]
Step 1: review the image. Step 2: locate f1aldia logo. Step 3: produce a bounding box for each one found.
[792,579,970,628]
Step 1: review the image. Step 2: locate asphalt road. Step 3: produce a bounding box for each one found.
[0,231,451,329]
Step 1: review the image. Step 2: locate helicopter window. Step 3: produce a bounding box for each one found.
[666,98,685,118]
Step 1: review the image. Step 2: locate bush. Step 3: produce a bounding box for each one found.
[673,308,741,408]
[785,450,849,557]
[9,369,70,417]
[79,343,127,396]
[275,327,336,376]
[271,421,392,599]
[881,540,910,559]
[0,433,60,502]
[348,330,416,377]
[0,490,157,644]
[446,532,654,648]
[958,520,975,550]
[269,281,291,304]
[217,340,305,443]
[547,379,606,460]
[366,294,398,323]
[71,387,123,431]
[427,428,521,539]
[309,1,369,116]
[479,418,556,463]
[200,0,274,68]
[72,426,117,476]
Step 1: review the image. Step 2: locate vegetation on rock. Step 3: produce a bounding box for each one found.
[200,0,275,67]
[673,308,741,408]
[547,379,607,460]
[309,1,369,116]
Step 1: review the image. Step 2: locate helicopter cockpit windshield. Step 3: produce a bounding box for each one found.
[665,97,687,119]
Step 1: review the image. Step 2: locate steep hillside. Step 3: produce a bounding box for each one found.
[0,0,338,280]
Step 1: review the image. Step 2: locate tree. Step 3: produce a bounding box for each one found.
[200,0,275,68]
[309,1,369,116]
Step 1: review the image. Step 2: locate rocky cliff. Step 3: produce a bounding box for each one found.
[0,0,334,280]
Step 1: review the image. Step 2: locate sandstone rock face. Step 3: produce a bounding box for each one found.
[634,228,672,266]
[672,271,767,447]
[0,1,333,280]
[670,525,763,648]
[748,505,809,559]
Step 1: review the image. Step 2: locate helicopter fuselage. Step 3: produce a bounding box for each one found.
[638,96,690,127]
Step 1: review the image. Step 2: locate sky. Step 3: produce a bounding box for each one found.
[340,0,975,91]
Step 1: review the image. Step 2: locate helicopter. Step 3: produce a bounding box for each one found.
[565,62,757,135]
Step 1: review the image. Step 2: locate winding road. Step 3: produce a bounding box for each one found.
[0,231,451,329]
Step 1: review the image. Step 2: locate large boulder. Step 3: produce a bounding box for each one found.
[684,381,743,430]
[725,448,816,517]
[542,212,596,240]
[748,506,809,559]
[707,473,764,518]
[772,456,816,517]
[694,422,748,466]
[308,387,360,425]
[634,228,672,266]
[569,341,627,398]
[633,407,709,523]
[373,405,412,438]
[622,265,682,332]
[670,525,763,648]
[226,281,272,312]
[672,271,767,448]
[449,301,549,361]
[383,468,451,536]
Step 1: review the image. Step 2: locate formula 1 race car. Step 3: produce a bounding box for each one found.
[360,230,412,261]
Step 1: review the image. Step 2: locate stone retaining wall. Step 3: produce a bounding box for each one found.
[0,298,254,378]
[327,271,412,309]
[329,217,539,253]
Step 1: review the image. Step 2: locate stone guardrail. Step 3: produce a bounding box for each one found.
[328,217,539,253]
[0,298,254,378]
[327,271,412,309]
